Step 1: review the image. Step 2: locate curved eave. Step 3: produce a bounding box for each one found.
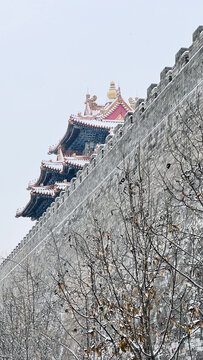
[27,169,46,189]
[72,119,113,130]
[27,158,86,191]
[48,117,114,155]
[27,166,62,189]
[16,192,56,219]
[48,121,77,155]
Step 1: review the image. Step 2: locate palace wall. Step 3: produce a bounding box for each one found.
[1,27,203,277]
[0,26,203,359]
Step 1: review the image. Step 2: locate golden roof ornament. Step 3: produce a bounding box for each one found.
[107,81,117,100]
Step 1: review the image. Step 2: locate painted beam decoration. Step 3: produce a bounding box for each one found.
[16,82,134,220]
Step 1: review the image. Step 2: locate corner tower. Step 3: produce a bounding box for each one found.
[16,83,134,220]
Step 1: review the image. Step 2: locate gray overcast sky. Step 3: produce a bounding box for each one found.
[0,0,202,257]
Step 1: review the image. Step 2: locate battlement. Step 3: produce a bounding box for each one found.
[0,25,203,278]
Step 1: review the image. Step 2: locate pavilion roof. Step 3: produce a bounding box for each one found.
[49,86,132,155]
[27,156,89,189]
[16,182,70,219]
[17,83,135,220]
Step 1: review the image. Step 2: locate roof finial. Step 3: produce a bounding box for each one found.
[107,81,117,100]
[84,94,92,116]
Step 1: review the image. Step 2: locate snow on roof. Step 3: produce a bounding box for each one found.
[97,100,131,120]
[104,101,113,109]
[72,117,123,129]
[42,160,63,172]
[48,93,130,154]
[16,207,25,216]
[32,186,55,197]
[16,181,70,217]
[31,181,70,196]
[28,156,89,190]
[64,156,90,168]
[55,182,70,190]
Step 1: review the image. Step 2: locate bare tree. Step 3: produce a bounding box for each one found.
[0,98,202,359]
[52,98,203,359]
[0,262,54,360]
